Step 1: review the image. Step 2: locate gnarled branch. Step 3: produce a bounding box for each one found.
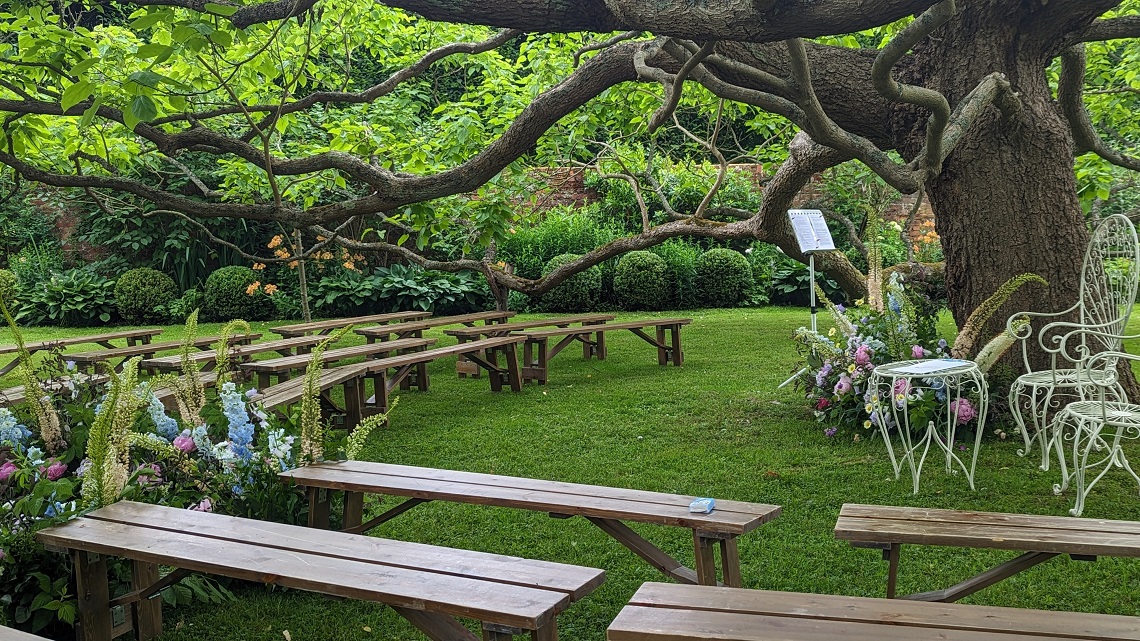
[1060,44,1140,171]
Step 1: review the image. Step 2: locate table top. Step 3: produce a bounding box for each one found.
[873,358,980,379]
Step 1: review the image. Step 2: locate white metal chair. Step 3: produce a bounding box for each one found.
[1049,330,1140,516]
[1006,214,1140,470]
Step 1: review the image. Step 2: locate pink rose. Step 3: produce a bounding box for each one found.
[854,345,873,367]
[892,378,910,397]
[173,431,196,453]
[0,461,16,482]
[949,398,977,424]
[911,345,926,359]
[45,460,67,481]
[190,497,213,512]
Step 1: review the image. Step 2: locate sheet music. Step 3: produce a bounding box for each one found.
[788,209,836,253]
[893,359,971,375]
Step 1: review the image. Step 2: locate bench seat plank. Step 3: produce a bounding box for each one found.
[519,318,692,338]
[0,328,164,356]
[271,311,431,337]
[141,336,327,371]
[836,504,1140,557]
[38,502,601,631]
[283,461,778,535]
[608,583,1140,641]
[67,334,261,365]
[445,314,615,338]
[240,337,436,374]
[357,311,516,340]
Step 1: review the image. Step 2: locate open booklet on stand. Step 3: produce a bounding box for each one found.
[788,209,836,253]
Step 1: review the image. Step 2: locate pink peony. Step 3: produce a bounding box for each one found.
[0,461,16,482]
[949,398,978,424]
[190,497,213,512]
[834,375,853,395]
[44,460,67,481]
[912,344,926,359]
[892,378,910,397]
[816,397,831,410]
[173,432,196,453]
[854,345,873,367]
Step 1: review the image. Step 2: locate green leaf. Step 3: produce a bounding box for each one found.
[79,95,103,129]
[136,43,173,60]
[397,234,409,246]
[204,2,238,16]
[130,12,165,30]
[124,95,157,129]
[208,30,232,48]
[69,57,99,77]
[61,80,93,112]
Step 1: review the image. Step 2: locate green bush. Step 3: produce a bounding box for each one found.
[498,210,619,279]
[203,266,273,322]
[539,254,602,312]
[17,268,116,326]
[164,288,204,323]
[114,267,177,324]
[695,248,753,308]
[651,240,702,309]
[614,251,669,310]
[0,268,18,316]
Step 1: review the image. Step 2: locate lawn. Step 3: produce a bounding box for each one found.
[5,307,1140,640]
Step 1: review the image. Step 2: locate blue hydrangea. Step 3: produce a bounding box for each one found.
[218,382,255,462]
[147,393,179,441]
[0,407,31,452]
[191,424,214,460]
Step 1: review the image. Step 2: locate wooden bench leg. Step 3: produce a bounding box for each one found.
[718,537,742,588]
[693,531,718,586]
[595,330,606,360]
[503,343,522,392]
[394,606,479,641]
[586,517,702,585]
[132,560,163,641]
[73,551,113,641]
[670,325,683,366]
[531,624,557,641]
[343,491,364,532]
[656,327,669,366]
[308,487,331,529]
[483,623,522,640]
[886,543,900,599]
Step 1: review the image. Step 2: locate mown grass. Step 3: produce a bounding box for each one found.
[5,308,1140,640]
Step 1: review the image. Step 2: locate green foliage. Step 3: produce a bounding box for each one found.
[769,252,844,306]
[313,265,489,317]
[650,240,701,310]
[695,248,753,308]
[498,210,620,280]
[0,187,56,263]
[203,266,273,322]
[164,288,204,323]
[16,268,115,326]
[8,244,62,287]
[0,268,19,316]
[114,267,177,324]
[539,254,602,312]
[613,251,669,311]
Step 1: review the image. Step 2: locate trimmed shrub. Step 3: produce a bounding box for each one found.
[203,266,273,321]
[539,253,601,312]
[695,248,753,308]
[614,251,669,310]
[651,240,701,309]
[0,268,18,316]
[114,267,177,324]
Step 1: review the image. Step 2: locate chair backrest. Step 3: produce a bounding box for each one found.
[1078,214,1140,352]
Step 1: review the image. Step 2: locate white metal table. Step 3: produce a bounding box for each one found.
[868,359,989,493]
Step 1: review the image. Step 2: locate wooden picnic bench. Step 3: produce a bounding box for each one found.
[281,461,780,587]
[152,371,220,413]
[0,374,109,407]
[514,318,691,384]
[240,336,437,389]
[0,328,163,375]
[251,335,522,428]
[445,314,614,377]
[607,582,1140,641]
[66,333,260,374]
[357,310,517,343]
[271,311,431,338]
[37,501,604,641]
[139,335,326,373]
[835,503,1140,601]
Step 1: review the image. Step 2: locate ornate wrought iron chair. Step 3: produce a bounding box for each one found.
[1006,214,1140,470]
[1049,329,1140,516]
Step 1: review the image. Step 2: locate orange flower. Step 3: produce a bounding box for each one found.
[252,262,266,271]
[246,281,261,295]
[267,235,284,249]
[343,261,356,271]
[288,260,299,269]
[274,248,291,259]
[263,283,278,295]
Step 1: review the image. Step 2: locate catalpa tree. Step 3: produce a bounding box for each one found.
[1,0,1139,358]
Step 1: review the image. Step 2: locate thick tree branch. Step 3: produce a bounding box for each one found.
[1060,44,1140,171]
[1081,15,1140,42]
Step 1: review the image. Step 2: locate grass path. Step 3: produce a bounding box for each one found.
[6,308,1140,639]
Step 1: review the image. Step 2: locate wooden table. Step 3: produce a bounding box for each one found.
[0,328,163,375]
[835,503,1140,601]
[281,461,780,587]
[271,311,430,338]
[239,337,436,389]
[607,582,1140,641]
[67,334,260,374]
[139,335,326,373]
[445,314,614,377]
[515,318,691,384]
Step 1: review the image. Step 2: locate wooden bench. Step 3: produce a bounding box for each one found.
[357,310,517,343]
[0,328,163,375]
[37,501,604,641]
[607,582,1140,641]
[152,371,220,413]
[66,333,260,374]
[0,374,109,407]
[515,318,691,384]
[271,311,431,338]
[281,461,780,587]
[445,314,614,377]
[835,503,1140,601]
[251,336,523,428]
[139,335,326,373]
[240,336,436,389]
